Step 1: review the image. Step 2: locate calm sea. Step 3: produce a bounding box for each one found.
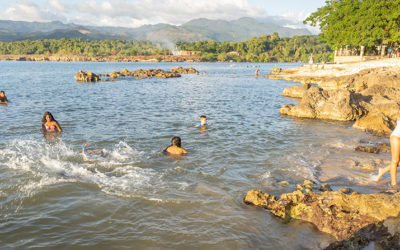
[0,61,389,249]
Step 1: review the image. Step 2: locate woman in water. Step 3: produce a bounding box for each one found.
[164,136,188,155]
[377,110,400,187]
[0,90,8,104]
[41,112,62,133]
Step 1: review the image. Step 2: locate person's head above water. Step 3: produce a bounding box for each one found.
[171,136,182,147]
[200,115,207,126]
[0,91,5,97]
[42,111,56,124]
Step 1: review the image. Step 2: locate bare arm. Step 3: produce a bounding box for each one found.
[54,121,62,133]
[397,110,400,121]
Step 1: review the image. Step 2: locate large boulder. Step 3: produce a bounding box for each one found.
[281,83,311,98]
[280,86,364,121]
[352,111,394,135]
[244,184,400,241]
[170,67,199,74]
[74,70,100,82]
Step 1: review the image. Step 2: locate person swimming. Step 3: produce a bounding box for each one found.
[163,136,188,155]
[83,142,105,156]
[0,91,8,104]
[194,115,207,128]
[42,111,62,133]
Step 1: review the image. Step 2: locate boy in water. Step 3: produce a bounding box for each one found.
[164,137,188,155]
[195,115,207,128]
[0,91,8,104]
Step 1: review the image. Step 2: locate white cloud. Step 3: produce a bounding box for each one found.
[73,0,266,27]
[48,0,66,12]
[1,0,65,22]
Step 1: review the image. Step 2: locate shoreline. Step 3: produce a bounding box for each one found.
[0,54,202,62]
[245,58,400,248]
[268,58,400,136]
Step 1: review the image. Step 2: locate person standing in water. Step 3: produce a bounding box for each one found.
[0,91,8,104]
[309,54,314,70]
[377,110,400,187]
[164,137,188,155]
[42,111,62,133]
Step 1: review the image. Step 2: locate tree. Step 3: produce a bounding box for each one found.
[304,0,400,48]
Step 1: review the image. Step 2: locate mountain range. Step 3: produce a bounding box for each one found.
[0,17,312,43]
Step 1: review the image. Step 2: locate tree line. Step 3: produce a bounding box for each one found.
[177,33,332,62]
[0,35,334,62]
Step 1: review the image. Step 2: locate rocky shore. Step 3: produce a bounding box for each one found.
[269,59,400,136]
[245,181,400,249]
[0,54,202,62]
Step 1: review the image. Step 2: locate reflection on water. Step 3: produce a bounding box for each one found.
[0,62,389,248]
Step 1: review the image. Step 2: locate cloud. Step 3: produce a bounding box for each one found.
[73,0,266,27]
[48,0,66,12]
[1,0,66,22]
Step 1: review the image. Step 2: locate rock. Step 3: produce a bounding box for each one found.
[109,71,122,78]
[264,75,284,80]
[244,187,400,241]
[281,84,311,98]
[270,68,282,74]
[280,86,364,121]
[74,70,100,82]
[355,146,380,154]
[319,183,332,192]
[280,181,289,185]
[296,184,304,190]
[170,67,199,74]
[326,216,400,249]
[353,111,394,135]
[338,188,353,194]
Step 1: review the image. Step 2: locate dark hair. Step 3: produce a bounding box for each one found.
[200,115,207,119]
[42,111,56,124]
[0,91,4,94]
[171,136,182,147]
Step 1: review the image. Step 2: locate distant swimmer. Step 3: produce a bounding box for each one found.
[83,142,105,156]
[194,115,207,128]
[163,136,188,155]
[309,53,314,70]
[0,90,8,104]
[42,111,62,134]
[255,69,260,77]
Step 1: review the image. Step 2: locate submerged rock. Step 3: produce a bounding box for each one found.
[244,185,400,241]
[355,142,390,154]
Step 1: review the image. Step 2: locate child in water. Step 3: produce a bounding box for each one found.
[194,115,207,128]
[83,142,105,156]
[0,91,8,104]
[164,136,188,155]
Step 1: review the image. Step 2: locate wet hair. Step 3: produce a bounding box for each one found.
[200,115,207,119]
[171,136,182,147]
[42,111,56,124]
[0,91,4,94]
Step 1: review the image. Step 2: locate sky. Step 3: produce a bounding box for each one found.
[0,0,325,30]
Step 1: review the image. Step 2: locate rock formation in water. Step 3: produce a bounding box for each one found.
[273,66,400,135]
[244,180,400,246]
[75,67,200,82]
[74,70,100,82]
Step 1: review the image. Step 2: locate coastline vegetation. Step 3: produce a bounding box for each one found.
[177,33,333,62]
[0,34,333,63]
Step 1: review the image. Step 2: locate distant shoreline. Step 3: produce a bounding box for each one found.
[0,54,202,63]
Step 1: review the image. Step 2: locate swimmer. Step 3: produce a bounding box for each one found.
[42,111,62,133]
[194,115,207,128]
[83,142,105,156]
[255,69,260,77]
[0,91,8,104]
[163,136,188,155]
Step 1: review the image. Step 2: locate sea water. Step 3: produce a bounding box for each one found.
[0,61,390,248]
